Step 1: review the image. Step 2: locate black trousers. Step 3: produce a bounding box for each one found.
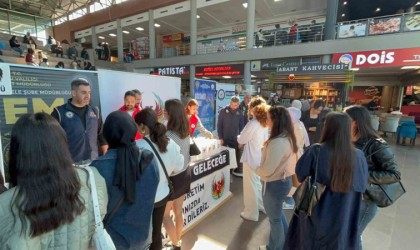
[149,196,169,250]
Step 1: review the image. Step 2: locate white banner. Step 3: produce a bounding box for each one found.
[0,64,12,95]
[97,70,181,119]
[182,148,237,231]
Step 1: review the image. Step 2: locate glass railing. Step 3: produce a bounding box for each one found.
[336,11,420,39]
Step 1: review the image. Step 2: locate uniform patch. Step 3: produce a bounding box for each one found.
[89,111,97,118]
[65,111,74,118]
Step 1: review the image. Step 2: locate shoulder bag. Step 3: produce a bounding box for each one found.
[84,167,116,250]
[293,144,325,216]
[362,138,406,208]
[144,137,174,195]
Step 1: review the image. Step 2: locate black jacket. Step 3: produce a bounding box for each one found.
[354,137,401,185]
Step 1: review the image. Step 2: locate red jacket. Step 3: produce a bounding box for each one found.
[189,114,199,136]
[119,105,143,140]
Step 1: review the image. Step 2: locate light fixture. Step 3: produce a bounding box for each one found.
[123,30,130,34]
[136,27,144,31]
[109,33,117,37]
[251,75,256,78]
[98,36,105,39]
[341,13,345,17]
[375,7,381,12]
[222,76,232,79]
[401,66,420,69]
[350,68,360,71]
[274,0,283,2]
[242,3,248,8]
[197,15,200,19]
[343,1,347,5]
[154,23,160,27]
[202,76,210,79]
[416,1,420,6]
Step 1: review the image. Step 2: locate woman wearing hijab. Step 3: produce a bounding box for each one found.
[90,111,160,250]
[135,108,184,250]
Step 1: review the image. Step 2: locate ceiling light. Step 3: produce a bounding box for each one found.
[154,23,160,27]
[350,68,360,71]
[109,33,116,37]
[375,7,381,12]
[417,1,420,6]
[242,3,248,8]
[251,75,256,78]
[222,76,232,79]
[123,30,130,34]
[343,1,347,5]
[136,27,144,31]
[196,15,200,19]
[98,36,105,39]
[341,13,345,17]
[274,0,283,2]
[401,66,420,69]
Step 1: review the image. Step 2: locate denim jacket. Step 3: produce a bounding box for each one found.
[90,148,160,250]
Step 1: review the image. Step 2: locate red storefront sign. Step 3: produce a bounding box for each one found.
[332,48,420,68]
[195,64,244,77]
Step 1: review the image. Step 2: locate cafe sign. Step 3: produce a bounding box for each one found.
[276,63,349,74]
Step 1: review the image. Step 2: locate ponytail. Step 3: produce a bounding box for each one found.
[150,123,169,153]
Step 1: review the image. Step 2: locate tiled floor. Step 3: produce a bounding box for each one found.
[181,138,420,250]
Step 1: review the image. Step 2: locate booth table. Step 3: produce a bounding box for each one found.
[181,146,238,233]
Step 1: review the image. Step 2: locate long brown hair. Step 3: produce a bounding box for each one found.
[185,99,199,115]
[320,112,355,192]
[165,99,190,139]
[266,106,298,153]
[344,105,379,140]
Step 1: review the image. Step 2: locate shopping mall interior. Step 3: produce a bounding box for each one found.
[0,0,420,249]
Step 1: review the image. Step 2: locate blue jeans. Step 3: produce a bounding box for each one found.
[358,199,378,250]
[11,47,23,55]
[263,176,292,250]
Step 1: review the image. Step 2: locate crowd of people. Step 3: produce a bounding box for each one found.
[0,77,403,250]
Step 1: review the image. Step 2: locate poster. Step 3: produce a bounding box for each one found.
[0,64,12,95]
[183,149,233,231]
[215,83,236,132]
[193,79,216,132]
[337,22,367,38]
[97,70,181,120]
[404,14,420,31]
[369,16,401,35]
[0,64,100,180]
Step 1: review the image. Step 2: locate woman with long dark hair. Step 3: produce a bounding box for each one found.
[0,113,107,248]
[285,112,368,250]
[90,111,159,250]
[256,106,298,250]
[135,108,184,250]
[345,105,401,249]
[300,99,327,144]
[237,96,269,222]
[162,99,191,250]
[185,99,214,138]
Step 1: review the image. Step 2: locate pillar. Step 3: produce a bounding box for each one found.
[244,0,256,88]
[190,65,195,97]
[91,26,98,64]
[149,9,156,59]
[190,0,197,56]
[324,0,339,40]
[117,19,124,62]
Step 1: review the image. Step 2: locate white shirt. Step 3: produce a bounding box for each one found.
[137,137,184,202]
[237,118,269,169]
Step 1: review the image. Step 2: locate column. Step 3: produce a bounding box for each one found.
[322,54,331,64]
[244,0,256,88]
[324,0,339,40]
[190,0,197,56]
[190,65,195,97]
[91,26,98,64]
[117,19,124,62]
[149,9,156,59]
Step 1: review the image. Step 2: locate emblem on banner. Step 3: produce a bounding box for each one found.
[66,111,74,118]
[191,124,196,129]
[212,172,225,200]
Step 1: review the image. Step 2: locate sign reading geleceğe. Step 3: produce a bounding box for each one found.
[276,63,349,74]
[333,48,420,68]
[182,150,231,231]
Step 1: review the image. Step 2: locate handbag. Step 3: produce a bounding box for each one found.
[144,137,174,195]
[362,138,406,208]
[293,144,325,216]
[84,167,116,250]
[189,138,201,156]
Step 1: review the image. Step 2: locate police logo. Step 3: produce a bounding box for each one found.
[89,111,97,118]
[66,112,74,118]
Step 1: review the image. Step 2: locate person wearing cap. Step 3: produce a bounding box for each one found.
[217,96,245,176]
[51,78,108,163]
